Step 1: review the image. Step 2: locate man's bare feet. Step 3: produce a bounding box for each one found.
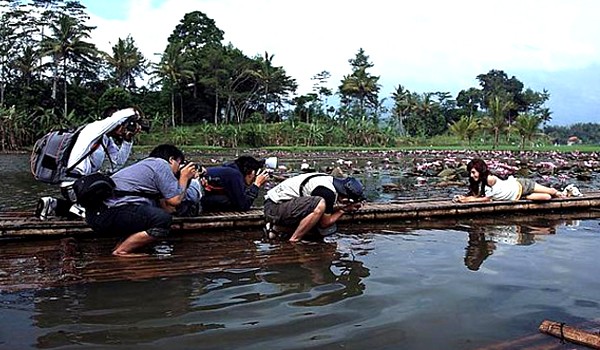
[112,250,149,258]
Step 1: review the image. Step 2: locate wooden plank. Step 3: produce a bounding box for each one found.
[539,320,600,349]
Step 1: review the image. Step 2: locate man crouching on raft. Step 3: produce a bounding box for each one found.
[263,173,365,242]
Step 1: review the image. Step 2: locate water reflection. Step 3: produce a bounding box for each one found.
[7,237,371,348]
[461,219,580,271]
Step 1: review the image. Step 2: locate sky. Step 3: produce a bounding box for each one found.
[80,0,600,126]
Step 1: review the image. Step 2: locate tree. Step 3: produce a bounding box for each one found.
[41,13,97,118]
[484,95,514,148]
[166,10,224,123]
[449,116,480,145]
[103,35,146,90]
[391,84,413,135]
[150,41,194,127]
[456,87,482,118]
[513,113,542,149]
[338,48,380,118]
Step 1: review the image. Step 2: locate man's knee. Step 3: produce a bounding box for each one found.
[146,227,170,238]
[151,209,173,228]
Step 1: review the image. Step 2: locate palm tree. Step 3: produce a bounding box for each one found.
[485,95,514,149]
[13,46,40,88]
[41,14,97,119]
[449,116,480,146]
[339,66,380,115]
[391,84,413,135]
[150,42,194,127]
[103,36,147,90]
[513,113,542,149]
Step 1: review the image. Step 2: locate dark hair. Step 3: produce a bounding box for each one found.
[466,158,490,197]
[149,144,184,163]
[234,156,263,176]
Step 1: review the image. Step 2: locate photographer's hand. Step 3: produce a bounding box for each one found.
[254,169,269,187]
[180,162,197,182]
[123,124,142,142]
[342,202,362,213]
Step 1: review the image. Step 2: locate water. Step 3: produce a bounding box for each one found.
[1,217,599,349]
[2,153,600,349]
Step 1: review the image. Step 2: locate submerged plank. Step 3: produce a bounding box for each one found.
[539,320,600,349]
[1,191,600,239]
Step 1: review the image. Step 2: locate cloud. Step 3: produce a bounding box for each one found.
[84,0,600,123]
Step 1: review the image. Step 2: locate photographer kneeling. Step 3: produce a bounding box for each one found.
[200,156,270,212]
[86,144,198,257]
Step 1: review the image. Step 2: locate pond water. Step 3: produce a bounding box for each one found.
[1,216,599,349]
[1,152,600,349]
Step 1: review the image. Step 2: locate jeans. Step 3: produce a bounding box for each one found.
[86,204,172,238]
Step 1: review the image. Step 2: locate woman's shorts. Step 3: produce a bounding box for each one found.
[517,178,536,197]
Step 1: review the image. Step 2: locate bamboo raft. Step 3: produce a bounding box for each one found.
[1,191,600,239]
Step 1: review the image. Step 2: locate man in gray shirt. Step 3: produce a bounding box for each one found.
[86,144,198,257]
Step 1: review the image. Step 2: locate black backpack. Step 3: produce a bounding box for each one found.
[72,173,115,208]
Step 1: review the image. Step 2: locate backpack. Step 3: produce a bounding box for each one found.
[72,172,116,208]
[30,126,87,184]
[73,172,164,209]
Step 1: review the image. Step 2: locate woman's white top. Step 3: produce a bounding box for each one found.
[485,176,521,201]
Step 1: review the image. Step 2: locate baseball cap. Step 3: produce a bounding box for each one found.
[332,177,366,202]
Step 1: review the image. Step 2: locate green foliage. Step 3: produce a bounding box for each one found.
[98,87,132,113]
[544,123,600,144]
[338,48,380,117]
[449,116,480,145]
[171,126,192,145]
[512,113,543,149]
[102,35,147,90]
[0,4,596,152]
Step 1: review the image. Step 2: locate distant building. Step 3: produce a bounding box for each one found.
[567,136,581,145]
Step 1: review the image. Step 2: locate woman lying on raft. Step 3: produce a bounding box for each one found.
[454,158,565,203]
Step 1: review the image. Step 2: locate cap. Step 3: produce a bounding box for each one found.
[332,177,365,202]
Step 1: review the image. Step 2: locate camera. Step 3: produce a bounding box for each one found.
[179,160,202,172]
[125,116,151,133]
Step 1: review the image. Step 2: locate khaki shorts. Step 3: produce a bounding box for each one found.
[264,197,322,227]
[517,178,536,197]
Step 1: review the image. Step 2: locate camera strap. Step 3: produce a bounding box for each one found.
[99,140,115,174]
[299,173,328,197]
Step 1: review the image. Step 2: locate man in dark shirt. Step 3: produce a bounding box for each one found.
[200,156,269,212]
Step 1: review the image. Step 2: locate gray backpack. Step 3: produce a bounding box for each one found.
[30,125,91,184]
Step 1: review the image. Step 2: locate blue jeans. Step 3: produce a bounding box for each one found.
[86,204,172,238]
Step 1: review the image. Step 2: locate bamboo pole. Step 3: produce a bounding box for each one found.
[539,319,600,349]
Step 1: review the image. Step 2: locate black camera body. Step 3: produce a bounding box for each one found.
[179,160,202,172]
[125,116,151,133]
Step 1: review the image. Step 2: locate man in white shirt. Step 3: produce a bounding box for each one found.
[263,173,365,242]
[36,107,144,220]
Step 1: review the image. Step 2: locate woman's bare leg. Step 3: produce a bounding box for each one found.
[525,183,564,200]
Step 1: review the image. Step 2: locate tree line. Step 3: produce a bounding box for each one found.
[0,0,595,151]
